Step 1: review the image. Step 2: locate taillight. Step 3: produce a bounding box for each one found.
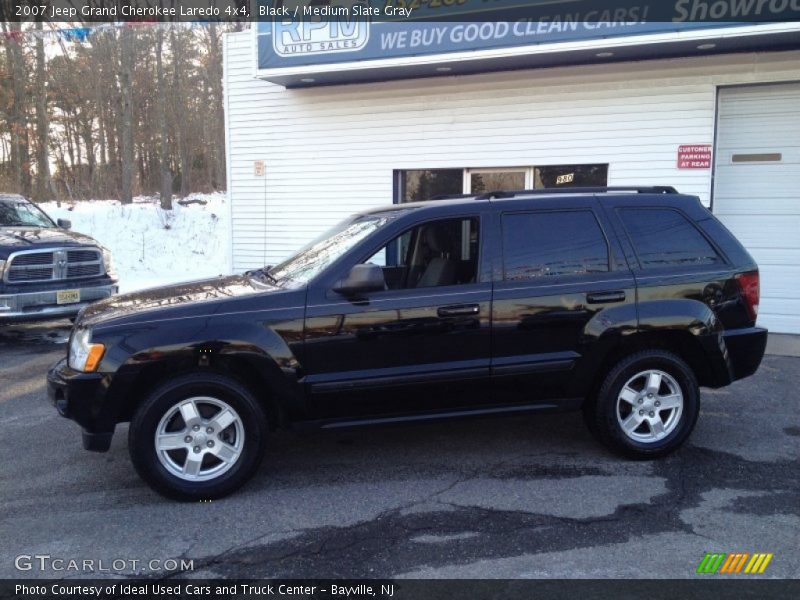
[736,271,760,322]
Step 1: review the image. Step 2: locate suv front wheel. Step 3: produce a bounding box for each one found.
[585,350,700,459]
[129,373,267,500]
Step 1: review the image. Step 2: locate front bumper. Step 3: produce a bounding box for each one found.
[47,358,114,452]
[0,283,117,322]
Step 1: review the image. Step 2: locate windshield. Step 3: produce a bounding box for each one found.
[0,200,56,228]
[267,215,392,285]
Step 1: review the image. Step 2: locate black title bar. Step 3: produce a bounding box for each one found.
[2,0,800,23]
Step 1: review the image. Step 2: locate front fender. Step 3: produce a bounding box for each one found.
[97,308,306,425]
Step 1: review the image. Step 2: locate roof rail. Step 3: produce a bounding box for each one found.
[429,193,476,200]
[474,186,679,200]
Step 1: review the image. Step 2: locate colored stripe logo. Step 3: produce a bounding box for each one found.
[697,553,773,574]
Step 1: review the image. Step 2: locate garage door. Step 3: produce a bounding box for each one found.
[714,83,800,334]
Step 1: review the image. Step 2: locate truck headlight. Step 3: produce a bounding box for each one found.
[0,259,5,279]
[69,328,105,372]
[101,247,117,279]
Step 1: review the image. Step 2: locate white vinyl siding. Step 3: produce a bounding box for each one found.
[714,83,800,334]
[224,33,800,330]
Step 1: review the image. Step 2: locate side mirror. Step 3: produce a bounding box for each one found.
[57,218,72,230]
[333,263,386,296]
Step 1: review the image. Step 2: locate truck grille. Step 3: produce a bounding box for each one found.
[4,247,105,284]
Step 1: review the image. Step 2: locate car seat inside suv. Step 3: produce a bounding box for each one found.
[416,225,459,288]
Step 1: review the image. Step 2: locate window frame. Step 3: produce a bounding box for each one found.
[615,206,730,272]
[499,208,613,283]
[345,214,485,295]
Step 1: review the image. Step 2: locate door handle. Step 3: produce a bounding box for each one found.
[587,291,626,304]
[438,304,481,317]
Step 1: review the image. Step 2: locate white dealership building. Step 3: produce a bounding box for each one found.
[222,11,800,334]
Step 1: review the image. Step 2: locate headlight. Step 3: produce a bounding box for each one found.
[0,259,5,279]
[68,328,105,372]
[101,247,117,279]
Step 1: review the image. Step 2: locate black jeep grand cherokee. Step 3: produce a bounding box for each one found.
[48,187,767,500]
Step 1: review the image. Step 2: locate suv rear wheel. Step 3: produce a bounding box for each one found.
[585,350,700,458]
[129,373,267,500]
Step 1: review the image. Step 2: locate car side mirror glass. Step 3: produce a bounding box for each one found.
[57,218,72,230]
[333,263,386,296]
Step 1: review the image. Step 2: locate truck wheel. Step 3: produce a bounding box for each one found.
[585,350,700,459]
[129,373,267,500]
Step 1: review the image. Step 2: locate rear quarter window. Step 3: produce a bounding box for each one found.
[618,208,724,269]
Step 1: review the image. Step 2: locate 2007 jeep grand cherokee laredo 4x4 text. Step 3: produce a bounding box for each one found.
[48,187,767,500]
[1,193,117,322]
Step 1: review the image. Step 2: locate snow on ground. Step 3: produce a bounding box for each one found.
[41,193,231,294]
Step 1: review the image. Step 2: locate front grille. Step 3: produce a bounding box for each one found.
[67,264,102,278]
[67,249,98,263]
[5,247,105,284]
[8,267,53,282]
[13,252,54,266]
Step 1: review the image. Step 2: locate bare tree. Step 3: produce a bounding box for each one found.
[3,21,31,197]
[119,27,135,204]
[33,22,54,201]
[155,28,172,210]
[171,27,190,198]
[205,22,225,190]
[1,22,234,201]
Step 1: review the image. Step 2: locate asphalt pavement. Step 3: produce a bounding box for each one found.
[0,320,798,580]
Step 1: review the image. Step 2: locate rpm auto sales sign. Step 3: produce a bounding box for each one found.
[678,144,713,169]
[272,0,370,57]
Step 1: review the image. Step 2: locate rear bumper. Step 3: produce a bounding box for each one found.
[700,327,767,388]
[723,326,768,382]
[0,283,117,322]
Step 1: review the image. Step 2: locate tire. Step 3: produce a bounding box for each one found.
[129,373,267,500]
[584,350,700,459]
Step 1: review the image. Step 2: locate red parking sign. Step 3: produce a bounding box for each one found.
[678,145,712,169]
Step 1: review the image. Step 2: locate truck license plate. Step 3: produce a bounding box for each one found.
[56,290,80,305]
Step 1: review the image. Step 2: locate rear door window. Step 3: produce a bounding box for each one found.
[618,208,723,269]
[502,210,609,281]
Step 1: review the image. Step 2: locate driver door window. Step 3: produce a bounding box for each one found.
[364,218,479,290]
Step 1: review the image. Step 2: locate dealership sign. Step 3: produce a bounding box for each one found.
[253,1,800,85]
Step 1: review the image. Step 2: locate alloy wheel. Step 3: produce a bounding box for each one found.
[616,369,684,443]
[154,396,245,482]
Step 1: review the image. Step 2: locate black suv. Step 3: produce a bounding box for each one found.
[1,193,117,322]
[48,187,766,500]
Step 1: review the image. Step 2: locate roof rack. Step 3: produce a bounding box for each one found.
[474,186,678,200]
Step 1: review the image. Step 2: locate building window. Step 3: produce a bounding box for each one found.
[502,210,609,281]
[395,165,608,203]
[618,208,724,269]
[397,170,464,203]
[470,170,527,194]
